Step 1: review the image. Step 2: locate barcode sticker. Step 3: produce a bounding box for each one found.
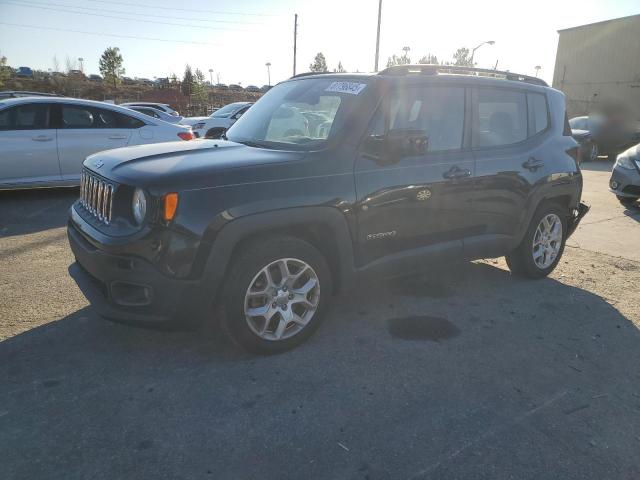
[325,81,367,95]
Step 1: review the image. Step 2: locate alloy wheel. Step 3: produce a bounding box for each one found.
[244,258,320,341]
[532,213,563,269]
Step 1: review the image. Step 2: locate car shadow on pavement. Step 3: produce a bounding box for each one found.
[578,159,614,172]
[0,188,78,238]
[2,261,640,479]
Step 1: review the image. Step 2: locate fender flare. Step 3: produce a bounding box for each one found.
[198,206,357,300]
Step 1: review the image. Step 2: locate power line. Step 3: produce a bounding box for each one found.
[5,0,260,25]
[4,1,254,32]
[85,0,275,16]
[0,22,220,45]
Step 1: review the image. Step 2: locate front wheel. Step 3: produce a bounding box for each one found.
[506,205,568,279]
[220,236,332,354]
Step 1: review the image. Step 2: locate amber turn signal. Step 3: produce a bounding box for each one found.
[163,193,178,221]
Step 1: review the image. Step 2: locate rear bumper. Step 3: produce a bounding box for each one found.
[67,219,207,328]
[567,202,590,238]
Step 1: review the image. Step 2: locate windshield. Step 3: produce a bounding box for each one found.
[226,78,368,149]
[212,103,246,118]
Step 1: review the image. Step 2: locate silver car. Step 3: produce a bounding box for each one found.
[0,97,194,189]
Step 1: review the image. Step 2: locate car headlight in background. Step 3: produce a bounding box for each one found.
[132,188,147,224]
[615,154,635,170]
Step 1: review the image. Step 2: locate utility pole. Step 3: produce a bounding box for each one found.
[374,0,382,72]
[293,14,298,76]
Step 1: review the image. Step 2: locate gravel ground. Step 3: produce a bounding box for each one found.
[1,162,639,479]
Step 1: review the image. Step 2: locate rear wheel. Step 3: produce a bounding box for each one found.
[580,141,598,163]
[506,205,567,279]
[220,236,332,354]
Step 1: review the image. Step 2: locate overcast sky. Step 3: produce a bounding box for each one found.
[0,0,638,86]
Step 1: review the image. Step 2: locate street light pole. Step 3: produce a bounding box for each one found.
[402,46,410,63]
[374,0,382,72]
[534,65,541,77]
[208,68,213,84]
[78,57,84,73]
[469,40,495,65]
[265,62,271,86]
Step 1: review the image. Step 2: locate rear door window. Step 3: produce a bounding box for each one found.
[472,89,527,147]
[61,105,144,129]
[0,104,50,130]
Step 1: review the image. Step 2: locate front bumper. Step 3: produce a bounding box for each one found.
[610,165,640,199]
[67,218,207,328]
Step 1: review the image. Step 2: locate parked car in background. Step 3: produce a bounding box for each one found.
[215,83,229,90]
[570,115,640,162]
[15,67,34,78]
[229,84,243,91]
[0,97,194,189]
[245,85,261,92]
[126,105,183,124]
[610,143,640,207]
[68,70,86,80]
[260,85,272,92]
[186,101,252,138]
[120,102,180,117]
[66,67,588,353]
[88,74,103,82]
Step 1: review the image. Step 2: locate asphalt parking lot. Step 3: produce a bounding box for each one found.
[1,161,639,480]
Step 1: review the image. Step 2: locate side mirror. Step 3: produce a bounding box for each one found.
[363,129,428,162]
[386,129,428,157]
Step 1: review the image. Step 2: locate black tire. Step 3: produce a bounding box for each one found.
[505,204,568,279]
[617,195,637,207]
[205,127,226,139]
[580,141,598,163]
[220,236,332,354]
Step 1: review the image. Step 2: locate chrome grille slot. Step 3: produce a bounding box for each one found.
[79,171,115,224]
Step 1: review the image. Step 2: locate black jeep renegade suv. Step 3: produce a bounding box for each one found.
[68,65,589,353]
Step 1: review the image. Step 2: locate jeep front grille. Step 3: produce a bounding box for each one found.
[80,171,114,224]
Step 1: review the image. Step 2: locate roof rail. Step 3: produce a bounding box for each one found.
[289,71,336,79]
[378,64,548,87]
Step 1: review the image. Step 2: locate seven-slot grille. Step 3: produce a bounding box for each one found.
[80,171,115,224]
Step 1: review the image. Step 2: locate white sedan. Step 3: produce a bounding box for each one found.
[0,97,194,189]
[182,102,252,139]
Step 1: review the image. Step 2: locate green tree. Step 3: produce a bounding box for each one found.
[309,52,328,72]
[334,61,346,73]
[182,64,194,96]
[386,53,411,68]
[0,53,10,88]
[99,47,125,87]
[192,68,208,108]
[452,47,474,67]
[418,53,439,65]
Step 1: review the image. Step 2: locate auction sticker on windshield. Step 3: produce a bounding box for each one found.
[325,81,367,95]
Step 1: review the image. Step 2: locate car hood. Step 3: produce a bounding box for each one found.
[84,140,306,191]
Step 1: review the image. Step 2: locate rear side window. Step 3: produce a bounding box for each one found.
[472,89,527,148]
[0,104,49,130]
[528,93,549,135]
[384,86,465,152]
[61,105,144,129]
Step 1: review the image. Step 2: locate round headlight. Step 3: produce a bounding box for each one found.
[132,188,147,224]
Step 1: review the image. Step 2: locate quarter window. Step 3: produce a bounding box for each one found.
[0,104,49,130]
[528,93,549,135]
[472,89,527,147]
[379,86,465,152]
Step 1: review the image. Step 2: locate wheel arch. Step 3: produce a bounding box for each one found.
[199,207,357,302]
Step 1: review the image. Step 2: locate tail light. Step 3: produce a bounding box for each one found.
[567,146,581,166]
[177,131,194,141]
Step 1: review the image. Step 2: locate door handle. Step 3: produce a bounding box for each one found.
[443,165,472,180]
[32,135,53,142]
[108,135,128,140]
[522,157,544,171]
